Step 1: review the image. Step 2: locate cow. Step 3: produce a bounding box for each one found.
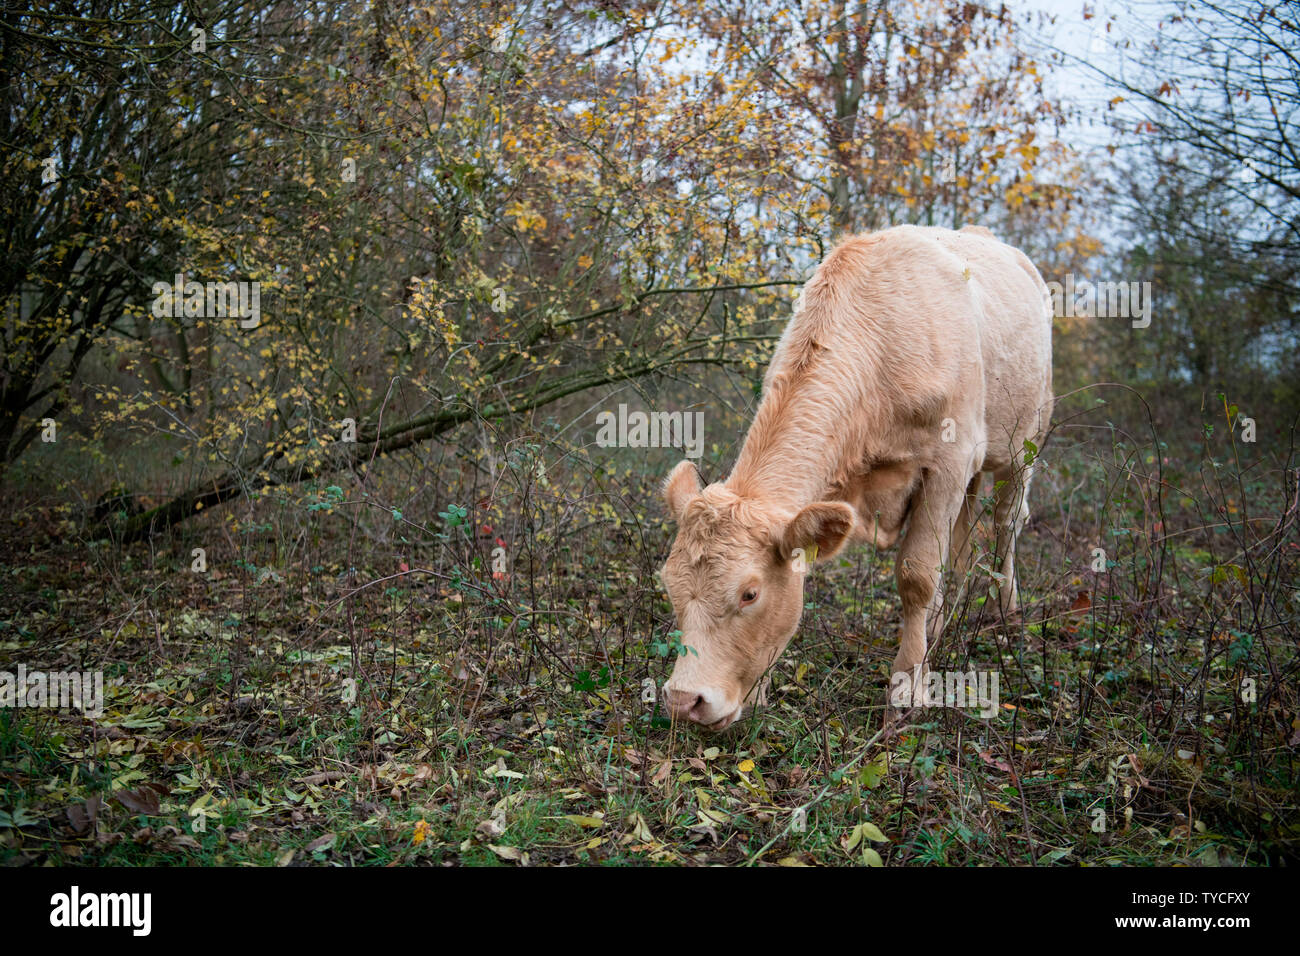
[658,224,1054,729]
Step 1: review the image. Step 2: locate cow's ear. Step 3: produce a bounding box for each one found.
[663,460,703,522]
[779,501,855,563]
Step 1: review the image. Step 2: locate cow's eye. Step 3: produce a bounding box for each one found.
[740,588,758,607]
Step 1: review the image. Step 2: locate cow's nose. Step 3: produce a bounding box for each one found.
[664,686,707,722]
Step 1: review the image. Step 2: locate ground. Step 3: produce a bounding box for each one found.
[1,411,1296,866]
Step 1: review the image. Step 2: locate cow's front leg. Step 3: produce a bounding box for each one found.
[890,465,968,708]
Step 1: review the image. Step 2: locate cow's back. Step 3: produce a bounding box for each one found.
[772,224,1052,468]
[936,225,1054,466]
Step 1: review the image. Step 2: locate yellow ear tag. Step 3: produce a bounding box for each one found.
[805,543,818,563]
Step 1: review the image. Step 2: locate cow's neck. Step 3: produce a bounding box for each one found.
[726,384,852,510]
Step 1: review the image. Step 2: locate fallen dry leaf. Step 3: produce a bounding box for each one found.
[305,832,337,853]
[487,844,528,864]
[115,787,161,816]
[299,771,347,786]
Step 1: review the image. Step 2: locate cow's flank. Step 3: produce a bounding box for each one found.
[659,224,1053,729]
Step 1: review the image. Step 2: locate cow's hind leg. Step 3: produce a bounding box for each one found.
[991,460,1033,616]
[947,473,983,599]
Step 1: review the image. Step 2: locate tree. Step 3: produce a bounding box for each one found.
[2,0,1090,540]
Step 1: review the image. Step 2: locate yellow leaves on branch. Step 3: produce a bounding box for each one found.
[504,201,547,235]
[405,276,459,350]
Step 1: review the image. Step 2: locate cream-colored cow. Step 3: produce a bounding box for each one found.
[659,224,1053,729]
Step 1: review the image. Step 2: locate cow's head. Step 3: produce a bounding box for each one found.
[658,460,855,730]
